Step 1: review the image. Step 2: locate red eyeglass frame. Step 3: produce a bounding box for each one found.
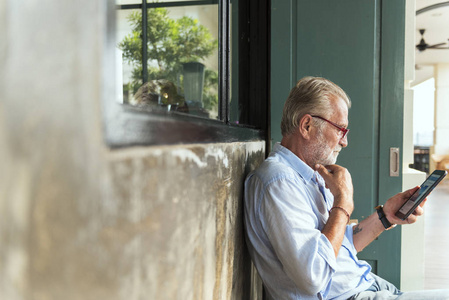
[311,115,349,139]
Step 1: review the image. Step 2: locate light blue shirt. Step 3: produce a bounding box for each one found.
[244,143,374,299]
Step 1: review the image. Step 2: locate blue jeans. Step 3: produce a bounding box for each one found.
[349,273,449,300]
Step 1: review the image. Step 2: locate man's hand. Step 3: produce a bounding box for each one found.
[383,186,426,225]
[315,164,354,257]
[351,186,426,252]
[315,164,354,215]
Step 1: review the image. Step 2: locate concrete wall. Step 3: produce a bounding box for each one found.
[0,1,265,299]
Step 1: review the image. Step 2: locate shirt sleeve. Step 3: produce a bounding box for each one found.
[259,177,338,296]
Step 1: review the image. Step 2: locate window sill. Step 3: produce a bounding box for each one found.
[103,103,266,148]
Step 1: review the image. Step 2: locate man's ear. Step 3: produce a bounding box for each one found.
[298,114,313,139]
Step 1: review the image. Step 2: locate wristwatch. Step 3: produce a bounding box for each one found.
[375,205,396,230]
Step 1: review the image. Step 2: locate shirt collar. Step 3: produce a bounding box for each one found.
[272,142,316,183]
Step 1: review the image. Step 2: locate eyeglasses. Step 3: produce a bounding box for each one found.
[311,115,349,139]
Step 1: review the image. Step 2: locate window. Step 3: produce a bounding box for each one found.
[105,0,269,146]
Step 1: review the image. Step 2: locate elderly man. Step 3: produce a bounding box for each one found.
[244,77,448,299]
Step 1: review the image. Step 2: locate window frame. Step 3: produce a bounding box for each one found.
[105,0,269,148]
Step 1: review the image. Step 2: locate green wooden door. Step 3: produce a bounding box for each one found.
[271,0,405,287]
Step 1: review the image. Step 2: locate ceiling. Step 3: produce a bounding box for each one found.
[413,0,449,85]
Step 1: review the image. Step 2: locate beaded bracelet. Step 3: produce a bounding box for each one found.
[330,206,350,224]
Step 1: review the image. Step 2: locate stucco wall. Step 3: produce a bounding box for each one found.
[102,143,265,299]
[0,0,265,299]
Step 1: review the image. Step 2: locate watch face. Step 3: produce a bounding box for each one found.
[386,224,397,231]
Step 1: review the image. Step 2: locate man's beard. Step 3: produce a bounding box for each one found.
[309,132,342,166]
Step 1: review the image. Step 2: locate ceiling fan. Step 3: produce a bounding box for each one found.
[416,29,449,52]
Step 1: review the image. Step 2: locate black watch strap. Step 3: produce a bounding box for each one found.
[375,205,394,230]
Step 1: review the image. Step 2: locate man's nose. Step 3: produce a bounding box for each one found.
[340,134,348,148]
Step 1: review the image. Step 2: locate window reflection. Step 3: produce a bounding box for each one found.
[116,2,219,119]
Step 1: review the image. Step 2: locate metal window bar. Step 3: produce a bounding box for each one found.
[142,0,148,85]
[218,0,230,122]
[117,1,219,10]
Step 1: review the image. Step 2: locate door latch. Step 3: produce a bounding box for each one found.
[390,147,400,177]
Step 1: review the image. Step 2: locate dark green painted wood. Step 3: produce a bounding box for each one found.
[270,0,297,151]
[370,0,406,287]
[271,0,405,288]
[293,0,381,224]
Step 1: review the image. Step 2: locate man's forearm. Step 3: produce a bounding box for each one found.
[352,212,385,252]
[322,208,349,257]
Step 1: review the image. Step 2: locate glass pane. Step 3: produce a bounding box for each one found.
[116,8,140,104]
[116,2,219,119]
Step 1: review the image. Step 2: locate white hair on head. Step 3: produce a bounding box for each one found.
[280,76,351,137]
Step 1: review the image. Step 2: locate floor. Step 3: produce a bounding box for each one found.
[424,178,449,289]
